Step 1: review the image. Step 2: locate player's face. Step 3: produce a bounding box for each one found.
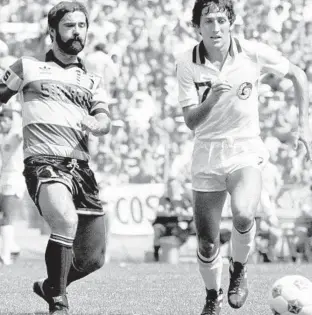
[0,116,12,133]
[199,9,231,48]
[54,11,87,55]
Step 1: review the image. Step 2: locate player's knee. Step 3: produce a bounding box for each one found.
[59,211,78,227]
[232,198,256,215]
[49,212,78,237]
[233,213,254,232]
[198,236,219,258]
[39,183,78,231]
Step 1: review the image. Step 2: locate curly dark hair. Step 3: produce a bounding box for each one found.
[48,1,89,30]
[192,0,236,28]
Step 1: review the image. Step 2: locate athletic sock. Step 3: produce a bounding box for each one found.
[45,233,74,296]
[197,249,223,291]
[230,220,256,264]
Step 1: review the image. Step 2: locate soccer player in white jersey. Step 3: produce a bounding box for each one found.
[0,2,111,314]
[176,1,312,314]
[0,108,24,265]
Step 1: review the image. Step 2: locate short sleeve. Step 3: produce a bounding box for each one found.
[89,78,110,117]
[0,58,24,103]
[1,58,24,92]
[176,57,198,108]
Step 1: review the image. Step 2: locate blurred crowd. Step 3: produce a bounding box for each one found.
[1,0,312,260]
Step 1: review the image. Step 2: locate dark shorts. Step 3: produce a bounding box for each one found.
[23,155,103,216]
[295,215,312,237]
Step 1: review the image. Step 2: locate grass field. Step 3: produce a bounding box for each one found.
[1,255,312,315]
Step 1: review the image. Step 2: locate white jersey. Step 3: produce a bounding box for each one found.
[0,114,23,174]
[176,37,289,141]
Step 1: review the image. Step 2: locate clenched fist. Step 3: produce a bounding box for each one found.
[293,126,312,161]
[211,78,232,97]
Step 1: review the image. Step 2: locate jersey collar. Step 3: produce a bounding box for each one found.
[45,50,86,72]
[192,36,242,65]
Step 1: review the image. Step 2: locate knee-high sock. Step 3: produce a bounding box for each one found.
[230,220,256,264]
[45,234,74,296]
[197,249,223,291]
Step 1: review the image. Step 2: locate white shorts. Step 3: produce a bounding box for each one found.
[191,137,269,192]
[0,172,26,199]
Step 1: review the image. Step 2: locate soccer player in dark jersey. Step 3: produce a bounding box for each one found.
[0,2,111,314]
[176,0,312,314]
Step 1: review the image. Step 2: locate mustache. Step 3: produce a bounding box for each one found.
[67,37,83,45]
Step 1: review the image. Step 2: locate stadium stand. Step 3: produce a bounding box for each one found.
[0,0,312,262]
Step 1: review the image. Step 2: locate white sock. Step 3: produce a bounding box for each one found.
[230,220,256,264]
[10,238,20,253]
[1,225,14,263]
[197,249,223,291]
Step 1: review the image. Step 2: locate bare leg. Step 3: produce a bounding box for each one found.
[226,166,262,309]
[67,215,106,286]
[38,183,78,297]
[194,190,227,291]
[227,167,262,263]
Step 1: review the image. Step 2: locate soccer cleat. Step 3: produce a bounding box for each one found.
[201,288,223,315]
[33,279,69,314]
[33,279,51,304]
[49,295,69,315]
[228,258,248,309]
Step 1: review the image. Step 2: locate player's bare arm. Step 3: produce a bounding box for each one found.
[284,63,312,160]
[81,112,111,136]
[182,79,232,130]
[255,42,312,160]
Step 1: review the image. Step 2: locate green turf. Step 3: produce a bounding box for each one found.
[0,256,311,315]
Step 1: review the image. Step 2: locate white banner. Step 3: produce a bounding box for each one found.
[101,184,165,235]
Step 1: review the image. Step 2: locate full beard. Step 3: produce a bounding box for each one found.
[56,32,85,55]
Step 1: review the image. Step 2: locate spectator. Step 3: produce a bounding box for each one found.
[1,0,312,260]
[84,42,118,94]
[293,188,312,262]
